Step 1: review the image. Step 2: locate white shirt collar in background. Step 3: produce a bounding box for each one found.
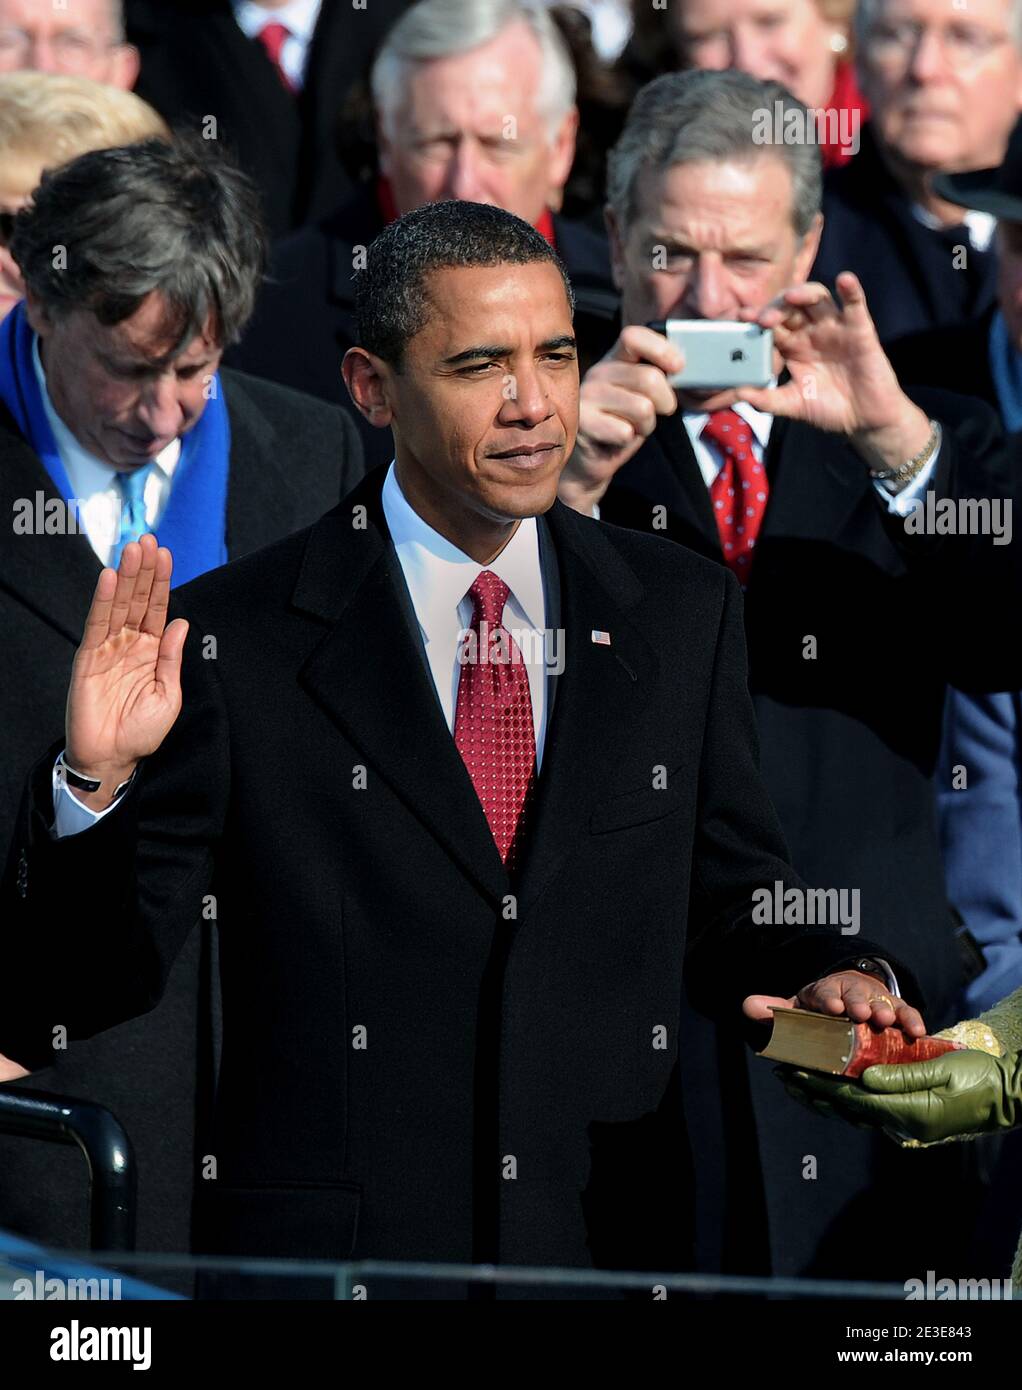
[911,203,996,253]
[232,0,321,88]
[682,391,775,488]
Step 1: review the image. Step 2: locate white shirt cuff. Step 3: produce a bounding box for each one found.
[872,447,940,516]
[51,756,124,838]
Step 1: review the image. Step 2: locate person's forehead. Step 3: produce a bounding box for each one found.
[636,156,796,230]
[868,0,1013,24]
[416,262,572,338]
[0,0,115,28]
[675,0,797,31]
[98,299,218,362]
[398,24,544,126]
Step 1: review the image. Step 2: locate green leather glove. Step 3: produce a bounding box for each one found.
[778,1049,1022,1144]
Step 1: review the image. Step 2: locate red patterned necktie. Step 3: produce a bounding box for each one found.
[256,21,296,92]
[701,408,769,584]
[453,570,537,872]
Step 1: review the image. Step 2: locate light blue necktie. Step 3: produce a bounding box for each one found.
[110,465,154,567]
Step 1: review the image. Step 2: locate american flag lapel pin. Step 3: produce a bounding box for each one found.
[591,629,611,646]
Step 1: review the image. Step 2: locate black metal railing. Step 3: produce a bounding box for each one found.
[0,1088,135,1251]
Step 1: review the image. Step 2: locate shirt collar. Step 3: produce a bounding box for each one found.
[380,460,544,644]
[910,201,996,251]
[232,0,321,43]
[31,331,181,484]
[682,387,776,452]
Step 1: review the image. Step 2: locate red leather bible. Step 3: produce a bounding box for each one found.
[759,1006,966,1077]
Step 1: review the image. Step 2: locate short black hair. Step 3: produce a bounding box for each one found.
[11,134,267,349]
[354,199,575,370]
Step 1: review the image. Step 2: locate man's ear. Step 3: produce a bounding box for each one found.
[604,204,625,293]
[22,291,51,339]
[793,211,824,284]
[342,346,396,428]
[374,104,394,181]
[110,44,141,92]
[547,107,580,207]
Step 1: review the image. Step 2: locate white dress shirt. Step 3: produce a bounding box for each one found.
[681,394,939,518]
[232,0,322,89]
[911,203,996,253]
[53,459,553,836]
[381,460,551,767]
[592,395,939,521]
[539,0,632,60]
[32,335,180,565]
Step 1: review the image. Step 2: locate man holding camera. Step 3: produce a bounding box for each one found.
[559,68,1019,1281]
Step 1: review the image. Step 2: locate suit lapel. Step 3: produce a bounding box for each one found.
[620,410,877,587]
[0,411,100,644]
[857,127,975,328]
[756,417,871,553]
[292,469,510,905]
[879,192,954,328]
[622,411,720,553]
[211,3,300,174]
[222,375,305,559]
[513,502,658,920]
[291,473,658,912]
[299,0,354,167]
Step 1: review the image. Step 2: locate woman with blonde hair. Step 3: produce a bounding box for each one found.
[0,71,168,319]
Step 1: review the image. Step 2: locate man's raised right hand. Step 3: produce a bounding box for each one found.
[557,325,684,516]
[64,533,188,813]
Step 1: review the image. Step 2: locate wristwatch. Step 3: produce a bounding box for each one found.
[55,751,137,804]
[846,955,901,999]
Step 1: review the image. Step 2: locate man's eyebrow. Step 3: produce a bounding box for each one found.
[441,335,576,366]
[651,234,773,256]
[103,348,213,370]
[99,349,150,370]
[442,343,511,365]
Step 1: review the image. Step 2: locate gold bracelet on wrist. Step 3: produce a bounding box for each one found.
[868,419,942,489]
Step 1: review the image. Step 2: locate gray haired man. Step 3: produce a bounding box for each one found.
[232,0,617,469]
[0,135,363,1278]
[559,67,1018,1282]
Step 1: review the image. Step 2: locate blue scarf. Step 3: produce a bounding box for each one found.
[0,300,230,587]
[989,308,1022,434]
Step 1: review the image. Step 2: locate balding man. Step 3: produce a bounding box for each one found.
[231,0,617,471]
[0,0,139,87]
